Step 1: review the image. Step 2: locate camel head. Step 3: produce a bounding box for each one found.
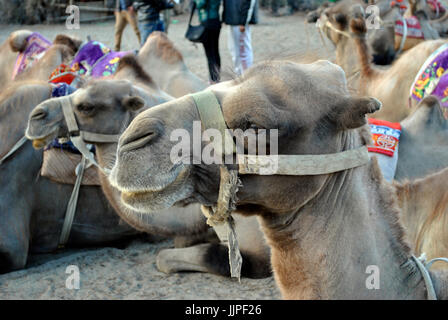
[109,60,381,214]
[318,0,366,46]
[25,79,148,150]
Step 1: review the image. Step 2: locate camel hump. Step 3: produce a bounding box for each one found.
[147,31,183,63]
[8,30,33,52]
[53,34,82,54]
[117,54,154,84]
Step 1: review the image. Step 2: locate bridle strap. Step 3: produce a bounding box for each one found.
[56,95,126,246]
[190,91,243,280]
[238,146,370,176]
[59,96,122,174]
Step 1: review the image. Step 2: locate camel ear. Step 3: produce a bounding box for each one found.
[332,97,382,130]
[122,96,145,111]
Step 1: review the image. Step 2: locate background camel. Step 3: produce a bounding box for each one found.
[0,30,81,90]
[395,95,448,180]
[350,16,448,121]
[137,32,207,98]
[25,54,272,279]
[0,81,140,273]
[110,60,448,299]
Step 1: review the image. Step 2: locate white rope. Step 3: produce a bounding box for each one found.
[412,253,448,300]
[58,156,87,247]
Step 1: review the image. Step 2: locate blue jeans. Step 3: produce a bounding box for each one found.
[140,20,165,46]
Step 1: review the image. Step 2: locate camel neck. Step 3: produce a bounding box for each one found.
[258,131,427,299]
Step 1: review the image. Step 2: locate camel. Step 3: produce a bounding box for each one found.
[24,59,448,280]
[25,55,271,279]
[395,167,448,269]
[137,31,207,98]
[0,30,81,88]
[315,0,447,65]
[395,95,448,181]
[0,81,140,273]
[347,15,448,122]
[110,60,448,299]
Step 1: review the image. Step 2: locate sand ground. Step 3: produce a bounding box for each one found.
[0,9,329,300]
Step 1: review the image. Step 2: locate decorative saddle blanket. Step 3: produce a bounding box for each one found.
[395,16,424,39]
[368,119,402,182]
[11,32,51,80]
[410,43,448,109]
[49,40,132,86]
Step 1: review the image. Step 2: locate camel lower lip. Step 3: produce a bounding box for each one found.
[30,132,57,149]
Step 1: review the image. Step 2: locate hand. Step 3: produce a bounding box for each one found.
[239,25,246,32]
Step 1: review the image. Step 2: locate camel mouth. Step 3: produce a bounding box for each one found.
[26,129,58,150]
[118,165,192,212]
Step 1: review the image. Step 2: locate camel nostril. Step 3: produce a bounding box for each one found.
[31,108,48,121]
[119,119,164,154]
[120,130,157,153]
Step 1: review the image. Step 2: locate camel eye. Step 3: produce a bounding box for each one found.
[77,103,95,114]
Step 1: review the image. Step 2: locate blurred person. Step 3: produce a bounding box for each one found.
[114,0,141,51]
[223,0,258,75]
[194,0,222,83]
[134,0,174,45]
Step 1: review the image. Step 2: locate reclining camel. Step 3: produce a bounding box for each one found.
[0,81,140,273]
[349,15,448,121]
[25,58,448,282]
[110,60,448,299]
[25,55,271,278]
[0,30,81,89]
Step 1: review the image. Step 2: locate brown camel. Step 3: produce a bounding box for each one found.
[25,55,271,279]
[0,30,81,88]
[349,16,448,121]
[0,81,140,273]
[395,95,448,181]
[137,31,207,98]
[110,60,448,299]
[395,167,448,270]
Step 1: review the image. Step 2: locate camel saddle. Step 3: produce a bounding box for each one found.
[12,32,51,80]
[394,16,425,52]
[41,141,100,186]
[411,43,448,108]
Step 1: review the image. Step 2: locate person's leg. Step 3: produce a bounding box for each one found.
[114,11,127,51]
[139,21,157,47]
[156,19,166,32]
[209,27,221,82]
[125,10,142,46]
[239,26,253,72]
[227,25,242,75]
[202,29,220,83]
